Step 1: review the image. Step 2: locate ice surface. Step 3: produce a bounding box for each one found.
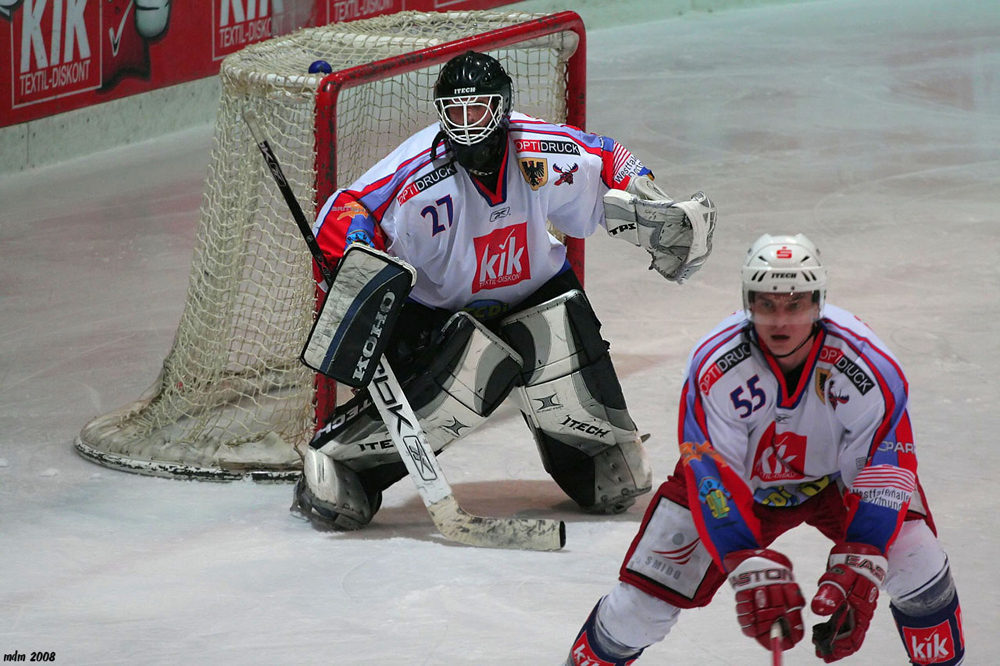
[1,0,998,663]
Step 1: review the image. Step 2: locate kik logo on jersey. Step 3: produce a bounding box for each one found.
[751,424,806,482]
[472,223,531,293]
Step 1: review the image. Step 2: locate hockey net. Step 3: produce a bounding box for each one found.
[75,10,586,481]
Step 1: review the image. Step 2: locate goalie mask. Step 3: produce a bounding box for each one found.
[742,233,827,322]
[433,51,513,176]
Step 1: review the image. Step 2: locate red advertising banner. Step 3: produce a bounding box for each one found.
[317,0,518,24]
[0,0,524,129]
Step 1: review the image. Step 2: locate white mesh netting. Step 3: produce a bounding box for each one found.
[75,10,581,481]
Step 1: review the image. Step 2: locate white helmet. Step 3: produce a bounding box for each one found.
[742,233,826,316]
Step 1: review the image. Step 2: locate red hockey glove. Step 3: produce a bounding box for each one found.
[811,542,887,663]
[724,549,805,651]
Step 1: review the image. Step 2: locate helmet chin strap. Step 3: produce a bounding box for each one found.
[767,323,819,359]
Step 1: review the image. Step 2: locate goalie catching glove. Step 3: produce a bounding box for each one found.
[604,176,716,283]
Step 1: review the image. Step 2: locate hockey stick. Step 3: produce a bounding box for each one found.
[244,110,566,551]
[769,621,784,666]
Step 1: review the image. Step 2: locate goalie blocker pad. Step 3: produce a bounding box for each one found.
[302,244,415,387]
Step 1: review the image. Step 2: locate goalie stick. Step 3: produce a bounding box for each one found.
[244,110,565,551]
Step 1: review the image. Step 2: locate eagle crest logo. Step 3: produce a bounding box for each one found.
[518,157,548,190]
[815,368,831,403]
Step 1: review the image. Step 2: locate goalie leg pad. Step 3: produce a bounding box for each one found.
[500,290,652,513]
[301,311,523,527]
[415,310,524,445]
[314,310,522,459]
[527,405,650,513]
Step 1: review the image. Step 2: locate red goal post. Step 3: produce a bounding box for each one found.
[75,10,588,481]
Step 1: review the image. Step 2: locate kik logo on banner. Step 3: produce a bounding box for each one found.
[4,0,172,108]
[472,223,530,294]
[214,0,274,60]
[327,0,396,24]
[7,0,100,106]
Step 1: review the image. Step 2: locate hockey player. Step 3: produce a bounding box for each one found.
[292,50,717,530]
[565,233,965,665]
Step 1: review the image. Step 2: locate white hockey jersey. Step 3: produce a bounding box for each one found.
[314,112,650,317]
[678,305,920,557]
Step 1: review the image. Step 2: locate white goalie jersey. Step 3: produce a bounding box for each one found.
[314,112,652,318]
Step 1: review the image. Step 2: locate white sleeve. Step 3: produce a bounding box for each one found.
[546,157,611,238]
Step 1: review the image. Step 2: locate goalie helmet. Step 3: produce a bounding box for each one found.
[433,51,513,175]
[741,233,827,318]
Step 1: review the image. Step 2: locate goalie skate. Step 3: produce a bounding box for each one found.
[291,447,382,530]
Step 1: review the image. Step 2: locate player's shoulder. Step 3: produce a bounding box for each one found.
[356,124,441,182]
[683,312,757,398]
[819,304,895,358]
[820,304,871,332]
[819,303,906,389]
[348,124,457,209]
[508,112,604,155]
[507,111,564,135]
[688,311,753,372]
